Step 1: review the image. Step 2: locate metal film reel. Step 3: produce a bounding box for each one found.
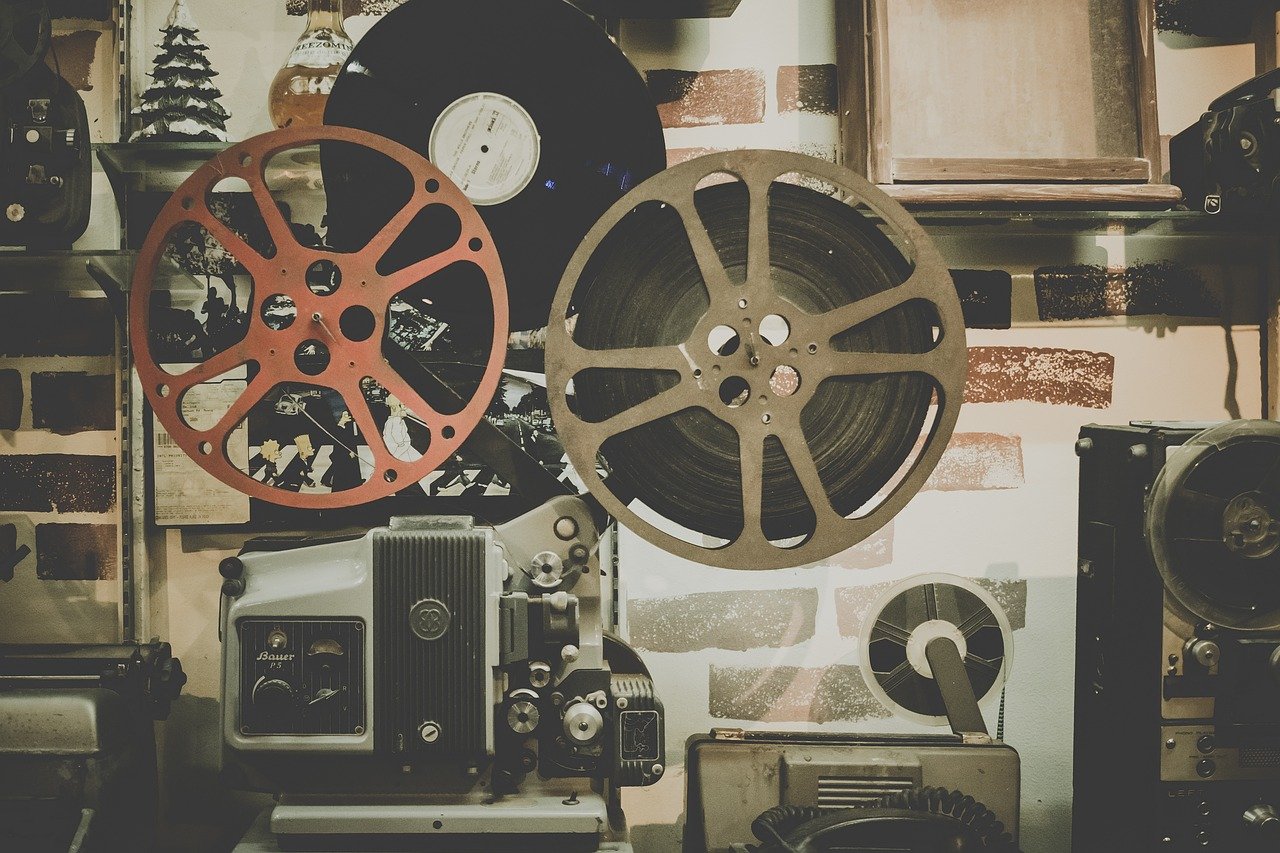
[858,574,1013,727]
[131,126,509,509]
[1147,419,1280,631]
[546,150,966,570]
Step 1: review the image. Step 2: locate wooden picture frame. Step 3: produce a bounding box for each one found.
[835,0,1183,205]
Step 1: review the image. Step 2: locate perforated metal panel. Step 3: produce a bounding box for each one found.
[373,528,489,760]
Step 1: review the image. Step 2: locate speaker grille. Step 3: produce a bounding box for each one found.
[817,775,917,808]
[373,528,488,760]
[1240,746,1280,768]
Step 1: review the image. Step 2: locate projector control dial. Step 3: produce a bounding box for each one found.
[252,677,297,720]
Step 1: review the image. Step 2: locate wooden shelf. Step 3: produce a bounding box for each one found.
[577,0,742,18]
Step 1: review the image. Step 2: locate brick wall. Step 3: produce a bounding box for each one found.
[0,291,120,643]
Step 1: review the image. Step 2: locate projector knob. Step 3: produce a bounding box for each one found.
[562,701,604,746]
[1244,804,1280,835]
[252,678,297,719]
[1189,639,1220,668]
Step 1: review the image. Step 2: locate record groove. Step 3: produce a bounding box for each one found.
[322,0,666,331]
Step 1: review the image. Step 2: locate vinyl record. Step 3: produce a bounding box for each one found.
[1147,419,1280,630]
[322,0,667,331]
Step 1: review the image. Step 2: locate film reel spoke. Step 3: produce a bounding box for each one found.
[880,660,916,693]
[342,380,394,471]
[383,238,477,296]
[245,161,295,254]
[161,339,258,399]
[820,348,948,384]
[738,434,766,535]
[744,176,774,285]
[669,189,737,301]
[198,211,274,279]
[205,372,273,442]
[580,384,692,452]
[775,427,841,524]
[560,341,693,376]
[964,653,1001,675]
[368,191,430,257]
[811,269,937,342]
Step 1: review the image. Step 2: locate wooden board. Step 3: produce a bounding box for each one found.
[882,182,1183,206]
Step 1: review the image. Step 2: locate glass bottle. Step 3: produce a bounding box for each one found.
[268,0,354,129]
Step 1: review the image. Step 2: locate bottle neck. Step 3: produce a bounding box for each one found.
[306,0,345,31]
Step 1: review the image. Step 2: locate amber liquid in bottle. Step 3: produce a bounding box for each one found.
[268,0,353,129]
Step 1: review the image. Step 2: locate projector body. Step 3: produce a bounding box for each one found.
[220,496,663,853]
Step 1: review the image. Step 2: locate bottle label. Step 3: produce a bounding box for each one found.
[428,92,541,206]
[286,31,353,69]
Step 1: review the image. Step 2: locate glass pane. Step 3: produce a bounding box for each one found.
[885,0,1141,161]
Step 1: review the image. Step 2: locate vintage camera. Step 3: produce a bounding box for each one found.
[1171,68,1280,217]
[219,495,663,852]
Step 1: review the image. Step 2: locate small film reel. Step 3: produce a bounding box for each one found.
[859,574,1013,727]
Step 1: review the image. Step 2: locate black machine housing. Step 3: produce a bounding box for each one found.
[1074,422,1280,852]
[1171,68,1280,217]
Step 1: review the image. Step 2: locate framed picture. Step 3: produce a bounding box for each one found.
[836,0,1183,205]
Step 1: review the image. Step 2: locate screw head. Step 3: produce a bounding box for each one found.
[419,721,441,743]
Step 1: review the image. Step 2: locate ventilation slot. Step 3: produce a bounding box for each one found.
[816,775,918,808]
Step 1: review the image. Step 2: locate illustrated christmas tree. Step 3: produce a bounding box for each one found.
[130,0,230,142]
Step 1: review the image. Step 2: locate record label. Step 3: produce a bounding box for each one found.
[429,92,542,206]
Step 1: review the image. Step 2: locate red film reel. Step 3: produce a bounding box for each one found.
[131,126,509,509]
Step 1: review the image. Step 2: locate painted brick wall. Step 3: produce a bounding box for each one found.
[0,291,121,644]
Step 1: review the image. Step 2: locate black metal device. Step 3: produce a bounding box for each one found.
[1171,68,1280,217]
[0,642,185,852]
[685,576,1020,853]
[1074,421,1280,852]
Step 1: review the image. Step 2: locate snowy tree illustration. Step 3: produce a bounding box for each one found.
[130,0,230,141]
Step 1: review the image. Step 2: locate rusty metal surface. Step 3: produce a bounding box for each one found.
[131,126,508,509]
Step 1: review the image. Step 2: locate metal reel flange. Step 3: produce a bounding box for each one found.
[546,150,966,570]
[131,125,508,509]
[858,573,1013,727]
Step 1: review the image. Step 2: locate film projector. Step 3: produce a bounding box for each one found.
[1076,421,1280,851]
[124,10,1019,847]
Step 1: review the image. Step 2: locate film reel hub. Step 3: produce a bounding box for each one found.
[131,125,509,509]
[547,150,966,570]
